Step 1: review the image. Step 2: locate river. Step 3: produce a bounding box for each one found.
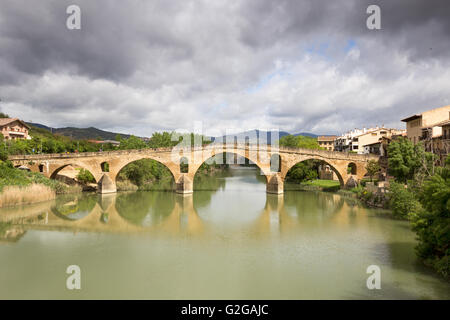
[0,167,448,299]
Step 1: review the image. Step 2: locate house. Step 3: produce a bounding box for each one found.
[426,119,450,165]
[334,128,376,152]
[357,128,406,155]
[401,105,450,165]
[0,118,31,140]
[401,105,450,145]
[317,136,337,151]
[334,126,404,154]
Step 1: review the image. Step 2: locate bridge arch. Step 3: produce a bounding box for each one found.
[347,162,357,175]
[113,157,177,192]
[110,155,179,183]
[190,151,271,185]
[49,163,100,183]
[283,157,346,188]
[282,157,346,187]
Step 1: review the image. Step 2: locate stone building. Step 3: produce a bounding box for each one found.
[317,135,337,151]
[401,104,450,145]
[0,118,31,140]
[334,127,405,154]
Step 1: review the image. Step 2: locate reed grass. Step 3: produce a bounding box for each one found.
[0,184,56,207]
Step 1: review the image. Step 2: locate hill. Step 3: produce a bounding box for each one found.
[27,123,132,140]
[293,132,318,138]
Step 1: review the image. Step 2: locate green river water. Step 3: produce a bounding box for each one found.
[0,167,449,299]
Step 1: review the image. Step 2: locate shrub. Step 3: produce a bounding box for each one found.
[388,182,422,220]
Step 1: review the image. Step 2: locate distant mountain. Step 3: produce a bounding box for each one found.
[293,132,319,138]
[27,123,132,140]
[26,122,323,142]
[27,122,52,131]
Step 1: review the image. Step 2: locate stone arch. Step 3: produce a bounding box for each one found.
[282,158,346,187]
[180,156,189,173]
[347,162,357,175]
[191,151,271,184]
[112,157,177,189]
[100,161,110,172]
[110,155,179,184]
[49,163,99,182]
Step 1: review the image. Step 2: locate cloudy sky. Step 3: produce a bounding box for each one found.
[0,0,449,137]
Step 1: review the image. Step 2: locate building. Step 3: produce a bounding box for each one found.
[334,127,405,155]
[401,105,450,145]
[334,128,376,152]
[425,119,450,165]
[357,128,406,155]
[317,136,337,151]
[0,118,31,140]
[401,105,450,164]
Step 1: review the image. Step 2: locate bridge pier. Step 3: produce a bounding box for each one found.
[97,173,117,194]
[176,175,193,194]
[266,174,284,194]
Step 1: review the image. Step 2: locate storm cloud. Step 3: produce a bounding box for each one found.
[0,0,449,136]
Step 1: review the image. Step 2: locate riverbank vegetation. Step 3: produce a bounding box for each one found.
[0,161,81,207]
[355,137,449,279]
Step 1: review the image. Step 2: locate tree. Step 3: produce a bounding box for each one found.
[366,160,380,181]
[388,182,421,219]
[0,112,9,118]
[411,158,450,279]
[285,160,319,183]
[279,135,321,149]
[387,137,431,183]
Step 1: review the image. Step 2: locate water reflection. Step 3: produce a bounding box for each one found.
[0,187,364,241]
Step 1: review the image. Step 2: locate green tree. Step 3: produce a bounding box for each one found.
[366,160,380,181]
[411,158,450,279]
[387,137,431,183]
[118,135,147,150]
[279,135,321,149]
[388,182,422,220]
[285,160,319,183]
[0,112,9,118]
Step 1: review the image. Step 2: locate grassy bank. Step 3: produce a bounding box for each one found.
[285,179,341,192]
[0,161,81,207]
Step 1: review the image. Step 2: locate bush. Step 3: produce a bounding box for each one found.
[0,162,71,200]
[0,148,8,161]
[388,182,422,220]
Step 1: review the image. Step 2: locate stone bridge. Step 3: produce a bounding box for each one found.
[9,144,379,194]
